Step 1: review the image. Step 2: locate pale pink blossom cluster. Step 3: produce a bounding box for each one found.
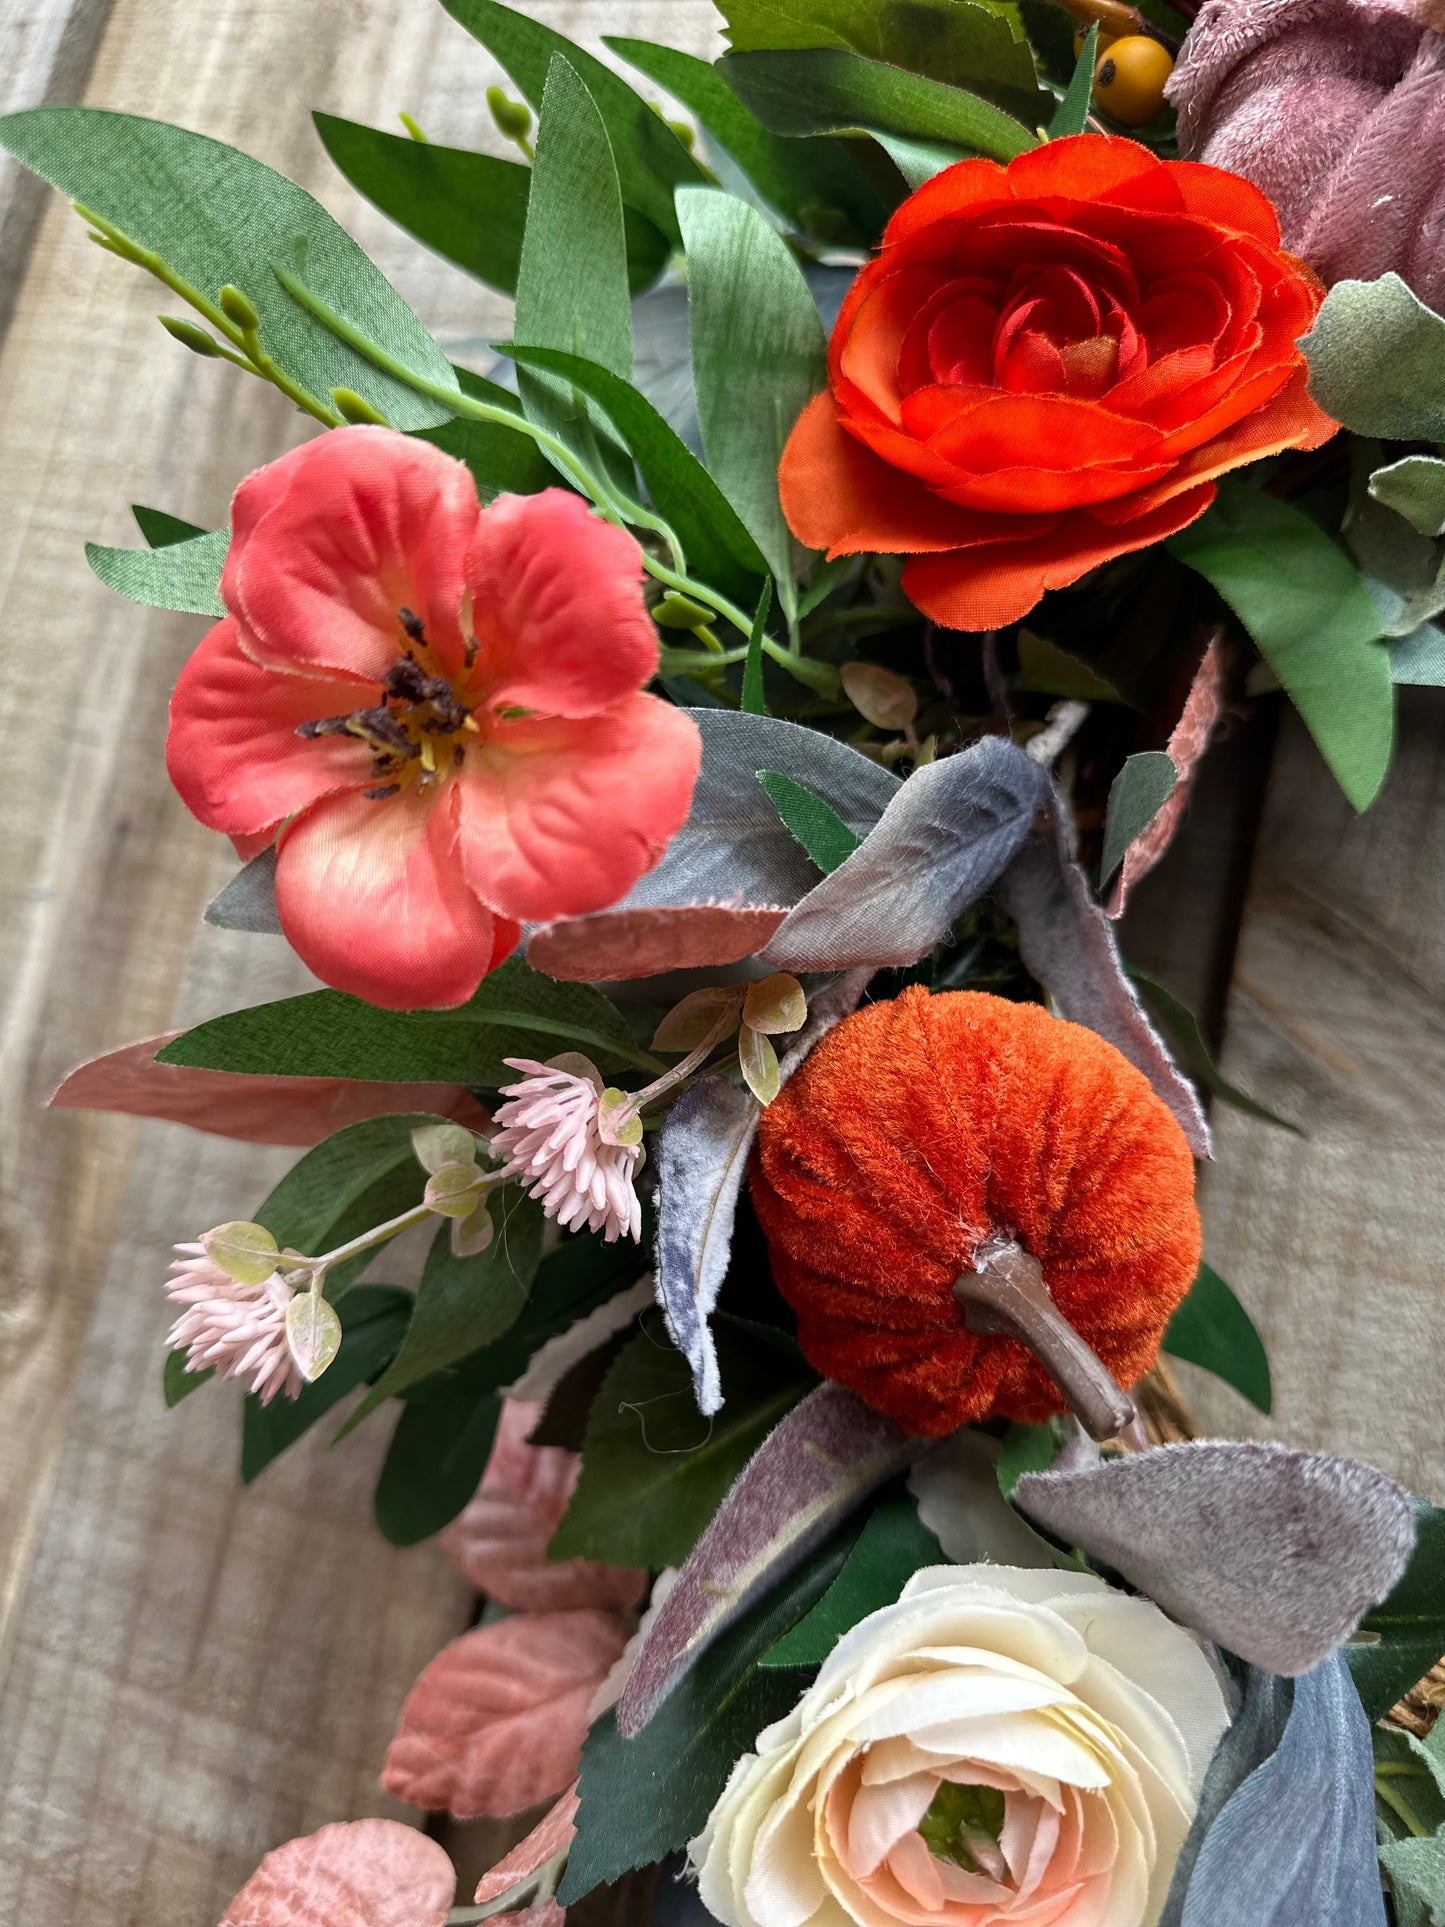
[165,1243,303,1404]
[490,1057,643,1243]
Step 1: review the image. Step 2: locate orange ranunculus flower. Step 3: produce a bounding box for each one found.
[779,133,1336,632]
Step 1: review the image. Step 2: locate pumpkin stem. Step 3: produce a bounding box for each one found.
[954,1236,1137,1442]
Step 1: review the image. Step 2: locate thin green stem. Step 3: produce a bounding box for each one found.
[1376,1774,1431,1838]
[79,205,341,426]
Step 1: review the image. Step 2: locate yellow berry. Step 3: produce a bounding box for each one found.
[1092,35,1175,126]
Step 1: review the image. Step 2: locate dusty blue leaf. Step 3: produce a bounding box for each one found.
[204,848,280,934]
[1015,1439,1417,1675]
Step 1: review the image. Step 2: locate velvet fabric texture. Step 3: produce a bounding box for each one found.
[750,988,1202,1435]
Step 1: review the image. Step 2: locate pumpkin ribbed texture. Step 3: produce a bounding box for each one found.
[750,987,1202,1435]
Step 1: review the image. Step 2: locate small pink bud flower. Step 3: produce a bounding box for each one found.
[490,1057,643,1244]
[166,1240,303,1404]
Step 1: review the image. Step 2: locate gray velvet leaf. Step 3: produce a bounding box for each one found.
[617,1382,917,1736]
[761,735,1050,972]
[1175,1652,1387,1927]
[997,806,1211,1156]
[1014,1439,1417,1674]
[204,847,281,934]
[652,967,873,1414]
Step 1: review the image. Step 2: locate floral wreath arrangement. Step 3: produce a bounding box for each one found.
[10,0,1445,1919]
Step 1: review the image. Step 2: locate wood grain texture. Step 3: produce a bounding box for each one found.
[1178,691,1445,1500]
[0,2,719,1921]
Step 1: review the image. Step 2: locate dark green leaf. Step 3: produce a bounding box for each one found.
[676,187,828,620]
[720,50,1037,165]
[241,1284,411,1480]
[1100,750,1176,887]
[872,131,966,188]
[164,1350,213,1406]
[996,1419,1061,1499]
[414,364,554,502]
[559,1528,851,1901]
[743,580,773,716]
[1048,24,1097,138]
[718,0,1045,111]
[761,1488,940,1667]
[133,504,205,546]
[1017,0,1077,82]
[158,954,657,1084]
[440,0,703,243]
[757,768,862,874]
[313,113,667,298]
[86,526,228,617]
[1162,1262,1273,1415]
[551,1315,815,1567]
[374,1380,502,1545]
[1168,480,1393,813]
[528,1328,636,1450]
[0,106,456,428]
[341,1194,544,1431]
[251,1113,438,1296]
[1131,967,1302,1134]
[606,36,889,246]
[513,57,634,492]
[1349,1500,1445,1721]
[500,342,769,600]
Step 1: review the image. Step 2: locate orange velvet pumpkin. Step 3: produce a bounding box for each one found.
[750,987,1202,1436]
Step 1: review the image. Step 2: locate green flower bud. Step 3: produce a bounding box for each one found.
[487,85,534,142]
[653,592,714,631]
[160,315,228,358]
[218,283,260,332]
[331,387,391,426]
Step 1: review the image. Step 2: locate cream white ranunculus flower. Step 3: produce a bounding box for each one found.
[690,1564,1231,1927]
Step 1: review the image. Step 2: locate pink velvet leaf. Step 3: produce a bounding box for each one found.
[1108,632,1226,918]
[382,1611,630,1819]
[441,1400,646,1614]
[475,1785,579,1903]
[617,1383,922,1738]
[220,1818,454,1927]
[49,1031,489,1146]
[527,903,789,981]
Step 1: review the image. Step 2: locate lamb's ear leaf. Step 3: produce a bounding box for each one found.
[0,105,457,426]
[439,0,703,243]
[1163,1653,1386,1927]
[313,112,668,297]
[1014,1439,1417,1676]
[619,1385,920,1733]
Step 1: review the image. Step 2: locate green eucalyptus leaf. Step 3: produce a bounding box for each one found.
[164,1350,213,1406]
[86,525,228,617]
[1130,967,1302,1134]
[1048,24,1097,138]
[1168,480,1392,813]
[414,364,555,501]
[677,186,828,617]
[341,1195,543,1431]
[757,768,862,874]
[374,1378,502,1545]
[440,0,703,243]
[559,1528,852,1902]
[606,37,890,246]
[761,1488,940,1667]
[1349,1499,1445,1720]
[718,0,1041,107]
[0,105,457,428]
[513,57,634,493]
[313,112,668,297]
[1162,1262,1273,1415]
[720,49,1037,165]
[500,341,769,600]
[1300,273,1445,442]
[133,504,205,546]
[242,1284,412,1480]
[157,954,655,1085]
[1100,750,1176,887]
[1370,455,1445,540]
[251,1114,441,1297]
[1346,443,1445,639]
[550,1314,815,1568]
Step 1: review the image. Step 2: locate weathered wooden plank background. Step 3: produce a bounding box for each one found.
[0,0,1439,1921]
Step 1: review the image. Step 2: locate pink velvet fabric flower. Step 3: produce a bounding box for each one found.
[490,1055,644,1242]
[166,428,702,1010]
[1168,0,1445,310]
[166,1243,301,1404]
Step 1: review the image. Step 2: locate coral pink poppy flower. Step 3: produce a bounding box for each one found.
[166,428,702,1009]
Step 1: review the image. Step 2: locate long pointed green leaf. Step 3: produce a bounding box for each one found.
[440,0,702,242]
[1163,1262,1273,1414]
[1048,24,1097,138]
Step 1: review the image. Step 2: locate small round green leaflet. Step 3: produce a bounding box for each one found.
[841,661,918,733]
[204,1220,280,1286]
[739,1025,781,1105]
[284,1292,343,1384]
[410,1121,479,1175]
[741,972,807,1036]
[423,1162,488,1218]
[652,986,745,1053]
